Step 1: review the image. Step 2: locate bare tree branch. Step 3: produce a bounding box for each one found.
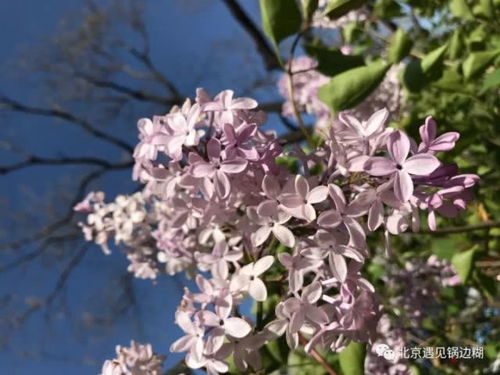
[0,161,134,251]
[13,244,90,328]
[130,48,183,101]
[0,233,81,273]
[0,155,116,175]
[75,72,177,105]
[221,0,281,71]
[0,95,134,153]
[259,101,282,112]
[409,221,500,235]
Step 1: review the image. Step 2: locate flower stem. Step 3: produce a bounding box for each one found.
[299,334,337,375]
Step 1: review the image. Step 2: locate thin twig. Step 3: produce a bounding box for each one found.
[409,221,500,235]
[75,73,175,105]
[0,155,117,174]
[221,0,280,70]
[286,32,314,146]
[0,95,134,153]
[298,335,337,375]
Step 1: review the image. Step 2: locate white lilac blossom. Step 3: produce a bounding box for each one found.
[100,341,165,375]
[76,87,477,374]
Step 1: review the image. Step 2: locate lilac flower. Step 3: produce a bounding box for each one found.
[199,296,252,354]
[250,205,295,248]
[101,340,165,375]
[170,311,205,364]
[307,230,365,282]
[190,138,248,198]
[283,282,329,333]
[317,184,366,247]
[203,89,258,124]
[338,108,389,145]
[364,130,440,202]
[133,117,165,161]
[278,252,322,292]
[230,256,274,301]
[223,123,259,161]
[195,241,243,279]
[164,103,202,160]
[418,116,459,153]
[217,335,264,372]
[280,175,329,222]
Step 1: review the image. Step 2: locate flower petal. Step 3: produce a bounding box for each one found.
[393,170,414,202]
[295,175,309,198]
[249,278,268,302]
[262,175,280,199]
[253,255,275,275]
[364,157,396,176]
[388,130,410,165]
[403,154,440,176]
[364,108,388,136]
[307,186,328,204]
[329,252,347,282]
[220,158,248,174]
[272,224,295,248]
[367,200,384,231]
[253,225,272,247]
[317,210,342,228]
[225,317,252,337]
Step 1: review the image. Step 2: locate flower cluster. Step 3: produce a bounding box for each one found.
[77,85,477,373]
[100,340,165,375]
[75,191,166,279]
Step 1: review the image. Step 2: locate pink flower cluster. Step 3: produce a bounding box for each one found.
[77,87,477,374]
[100,340,165,375]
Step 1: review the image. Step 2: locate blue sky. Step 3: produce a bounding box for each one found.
[0,1,284,373]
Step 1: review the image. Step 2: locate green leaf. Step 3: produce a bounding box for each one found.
[339,342,366,375]
[482,69,500,91]
[318,60,390,113]
[305,44,365,76]
[451,246,477,284]
[374,0,404,19]
[288,349,324,375]
[323,0,366,20]
[450,0,474,20]
[462,50,500,80]
[473,271,497,298]
[474,0,494,18]
[448,29,463,60]
[421,44,448,73]
[260,0,302,48]
[388,28,413,63]
[301,0,319,23]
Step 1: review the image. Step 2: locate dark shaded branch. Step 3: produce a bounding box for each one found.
[259,101,283,113]
[0,233,80,272]
[130,48,182,101]
[221,0,281,70]
[279,114,299,131]
[0,155,116,175]
[76,73,176,105]
[0,161,134,251]
[411,221,500,235]
[14,244,90,327]
[0,95,134,153]
[280,125,313,145]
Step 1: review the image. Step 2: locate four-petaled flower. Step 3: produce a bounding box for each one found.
[231,256,274,301]
[364,130,440,202]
